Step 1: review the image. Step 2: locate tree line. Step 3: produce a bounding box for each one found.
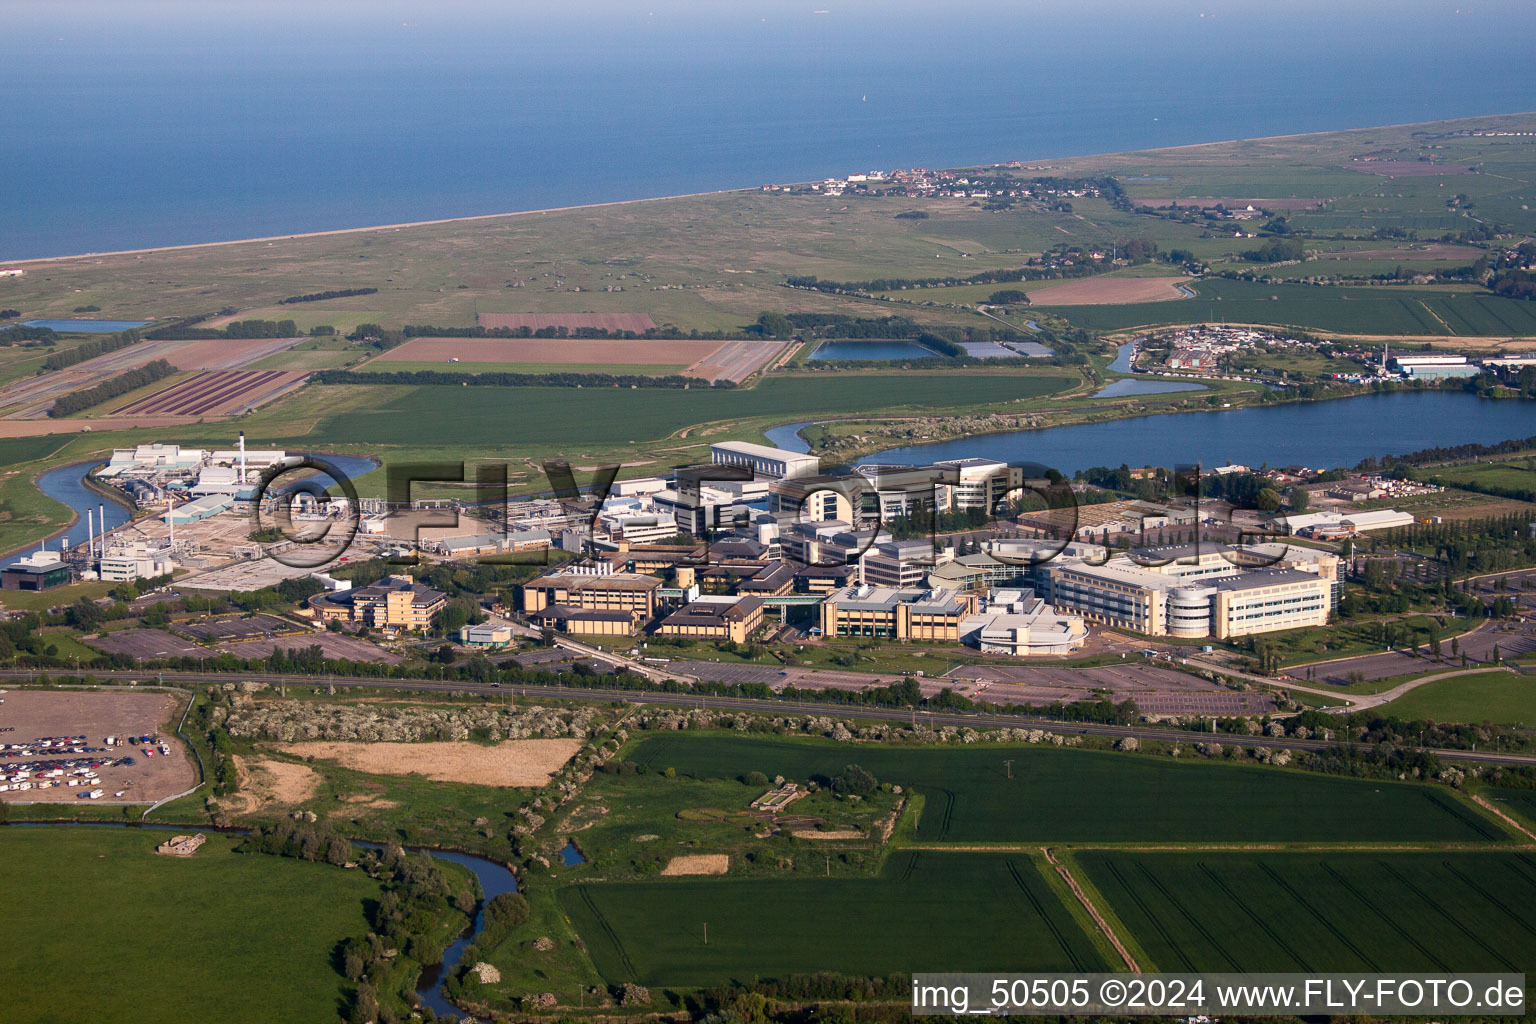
[41,327,142,370]
[48,358,175,417]
[279,287,378,304]
[146,317,297,340]
[312,367,733,390]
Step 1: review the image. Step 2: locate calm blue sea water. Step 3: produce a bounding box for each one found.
[2,1,1534,259]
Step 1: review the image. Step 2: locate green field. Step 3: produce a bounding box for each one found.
[1077,850,1536,972]
[1484,788,1536,830]
[0,828,378,1024]
[625,734,1510,843]
[290,372,1077,448]
[1428,459,1536,499]
[1377,670,1536,726]
[563,850,1107,986]
[0,435,79,556]
[1035,279,1536,336]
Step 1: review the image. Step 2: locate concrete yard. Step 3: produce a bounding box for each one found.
[0,688,197,805]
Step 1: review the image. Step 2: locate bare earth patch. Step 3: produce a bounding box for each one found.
[277,738,581,787]
[224,755,321,815]
[661,854,730,876]
[1029,276,1193,305]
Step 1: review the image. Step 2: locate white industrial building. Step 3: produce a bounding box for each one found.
[960,589,1087,656]
[1275,509,1414,536]
[709,441,820,480]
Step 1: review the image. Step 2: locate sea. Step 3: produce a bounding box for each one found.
[3,0,1535,260]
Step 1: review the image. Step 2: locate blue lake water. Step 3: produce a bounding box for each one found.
[22,320,152,332]
[763,421,814,453]
[3,2,1535,258]
[1092,378,1207,398]
[866,390,1536,476]
[810,340,936,361]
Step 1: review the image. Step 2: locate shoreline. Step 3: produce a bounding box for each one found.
[8,110,1535,267]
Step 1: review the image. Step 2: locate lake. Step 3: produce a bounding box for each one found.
[865,390,1536,475]
[22,320,152,332]
[1093,379,1206,398]
[4,2,1535,258]
[810,340,937,361]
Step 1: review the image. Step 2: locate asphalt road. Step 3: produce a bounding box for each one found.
[5,666,1535,769]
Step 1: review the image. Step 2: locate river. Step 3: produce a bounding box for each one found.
[864,390,1536,475]
[764,391,1535,476]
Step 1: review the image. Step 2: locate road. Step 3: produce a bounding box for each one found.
[5,666,1536,768]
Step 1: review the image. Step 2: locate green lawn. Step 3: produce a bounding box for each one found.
[1378,670,1536,726]
[625,734,1511,843]
[562,850,1107,986]
[0,828,378,1024]
[0,436,80,556]
[1076,850,1536,972]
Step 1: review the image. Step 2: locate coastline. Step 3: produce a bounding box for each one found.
[9,110,1535,267]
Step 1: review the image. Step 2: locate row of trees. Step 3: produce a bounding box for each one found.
[49,357,175,417]
[279,287,378,304]
[41,327,141,370]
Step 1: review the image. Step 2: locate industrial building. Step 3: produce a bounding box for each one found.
[1275,509,1414,537]
[709,441,820,480]
[1036,542,1338,639]
[314,576,448,634]
[1,550,72,591]
[655,594,766,645]
[521,568,661,627]
[959,588,1087,656]
[818,584,978,641]
[460,621,516,648]
[1391,354,1479,380]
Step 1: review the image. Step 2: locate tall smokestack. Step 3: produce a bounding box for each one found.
[238,431,247,486]
[98,505,106,551]
[87,509,94,558]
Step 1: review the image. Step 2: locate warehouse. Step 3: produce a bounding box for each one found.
[709,441,819,481]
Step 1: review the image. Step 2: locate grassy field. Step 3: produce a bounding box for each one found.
[1076,850,1536,972]
[283,372,1077,449]
[1035,279,1536,335]
[562,850,1107,986]
[0,828,378,1024]
[0,435,80,556]
[625,734,1511,843]
[1427,458,1536,498]
[1377,670,1536,726]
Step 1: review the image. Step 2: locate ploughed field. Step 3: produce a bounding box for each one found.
[625,734,1509,843]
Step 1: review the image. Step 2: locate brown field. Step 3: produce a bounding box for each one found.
[115,369,308,415]
[224,754,321,815]
[661,853,730,876]
[276,738,581,787]
[369,335,784,383]
[0,339,194,418]
[1030,275,1193,305]
[1316,244,1484,261]
[477,312,656,332]
[372,336,718,366]
[166,336,309,370]
[1351,161,1474,176]
[0,688,197,805]
[0,414,211,437]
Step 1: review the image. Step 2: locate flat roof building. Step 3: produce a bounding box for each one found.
[710,441,820,480]
[819,584,978,642]
[655,594,766,645]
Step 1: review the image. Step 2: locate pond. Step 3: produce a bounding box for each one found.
[559,839,588,865]
[809,340,937,360]
[1092,378,1207,398]
[22,319,153,332]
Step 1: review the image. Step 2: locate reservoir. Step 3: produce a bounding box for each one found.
[22,319,152,332]
[809,340,938,361]
[1092,379,1206,398]
[864,390,1536,476]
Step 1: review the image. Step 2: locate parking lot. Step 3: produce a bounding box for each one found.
[179,613,310,643]
[0,688,196,804]
[86,629,208,661]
